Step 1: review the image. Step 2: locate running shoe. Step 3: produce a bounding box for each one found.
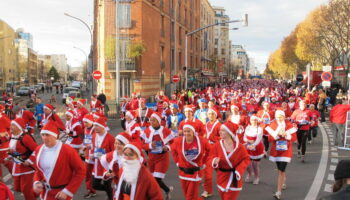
[253,178,259,185]
[165,186,174,200]
[282,184,287,190]
[83,192,96,199]
[245,175,252,183]
[201,191,212,198]
[273,191,282,200]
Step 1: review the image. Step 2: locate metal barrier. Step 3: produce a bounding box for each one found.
[105,102,118,119]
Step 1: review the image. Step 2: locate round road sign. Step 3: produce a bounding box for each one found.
[296,74,303,82]
[321,72,333,81]
[92,70,103,80]
[172,75,180,83]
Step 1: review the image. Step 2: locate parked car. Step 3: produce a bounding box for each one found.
[17,87,30,96]
[34,85,41,90]
[29,85,36,93]
[62,87,79,104]
[53,82,61,86]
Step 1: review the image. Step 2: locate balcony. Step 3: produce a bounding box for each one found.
[108,59,137,72]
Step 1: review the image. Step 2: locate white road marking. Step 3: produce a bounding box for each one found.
[331,158,338,163]
[327,174,334,181]
[324,184,333,193]
[305,123,329,200]
[330,147,337,151]
[3,173,11,182]
[329,165,336,171]
[331,152,338,157]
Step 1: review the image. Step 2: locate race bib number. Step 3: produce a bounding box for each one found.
[151,141,163,154]
[91,108,97,113]
[263,118,270,124]
[65,137,73,144]
[221,104,227,108]
[276,140,288,151]
[94,148,106,159]
[185,149,199,161]
[84,134,92,145]
[42,119,48,125]
[171,129,178,137]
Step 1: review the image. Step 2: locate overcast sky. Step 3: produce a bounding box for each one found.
[0,0,328,71]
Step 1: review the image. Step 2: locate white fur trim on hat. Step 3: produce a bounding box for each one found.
[208,108,217,116]
[124,144,141,161]
[150,113,161,124]
[44,105,53,111]
[275,110,285,117]
[184,107,193,112]
[183,124,196,134]
[230,105,239,110]
[222,124,235,139]
[250,115,260,121]
[65,111,74,118]
[11,121,23,131]
[116,135,129,145]
[83,118,94,125]
[93,122,106,128]
[40,130,58,137]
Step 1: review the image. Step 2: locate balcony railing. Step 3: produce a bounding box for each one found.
[108,59,136,72]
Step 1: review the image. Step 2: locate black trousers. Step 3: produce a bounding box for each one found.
[297,130,308,155]
[263,135,269,152]
[92,178,113,200]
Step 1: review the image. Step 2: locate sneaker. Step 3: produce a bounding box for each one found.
[308,140,312,144]
[253,178,259,185]
[201,191,212,198]
[165,186,174,200]
[301,155,305,163]
[245,175,252,183]
[83,192,96,199]
[273,191,282,200]
[297,151,301,158]
[282,184,287,190]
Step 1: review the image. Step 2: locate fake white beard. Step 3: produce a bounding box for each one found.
[122,158,141,185]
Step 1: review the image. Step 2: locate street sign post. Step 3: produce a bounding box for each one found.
[323,65,332,72]
[172,75,180,83]
[321,72,333,81]
[296,74,303,82]
[92,70,102,80]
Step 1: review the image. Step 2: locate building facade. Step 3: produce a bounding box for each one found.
[94,0,201,100]
[231,44,249,79]
[0,20,18,90]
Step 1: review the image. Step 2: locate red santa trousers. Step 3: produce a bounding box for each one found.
[219,190,240,200]
[85,163,96,193]
[13,173,36,200]
[180,179,201,200]
[203,160,213,194]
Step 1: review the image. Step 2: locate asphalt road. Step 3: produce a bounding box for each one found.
[2,90,348,199]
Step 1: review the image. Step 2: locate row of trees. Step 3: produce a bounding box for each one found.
[265,0,350,80]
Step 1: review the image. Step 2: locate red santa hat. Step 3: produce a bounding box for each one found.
[184,105,195,112]
[208,108,219,117]
[11,118,26,131]
[78,99,86,106]
[182,122,196,135]
[125,111,138,120]
[65,110,75,118]
[124,142,143,162]
[93,112,106,121]
[230,103,240,110]
[116,132,131,145]
[40,121,60,138]
[44,104,55,111]
[94,117,107,129]
[221,121,239,139]
[83,114,94,125]
[150,112,162,124]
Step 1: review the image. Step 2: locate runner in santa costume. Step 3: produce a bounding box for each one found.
[194,98,209,125]
[125,111,141,141]
[32,121,86,200]
[41,104,65,132]
[218,93,229,121]
[0,107,11,179]
[170,122,211,200]
[8,118,38,200]
[119,96,130,130]
[202,108,222,198]
[136,98,153,131]
[142,112,174,199]
[210,121,250,200]
[265,110,297,200]
[243,115,264,185]
[91,117,115,200]
[81,114,97,198]
[291,101,312,162]
[208,99,222,120]
[178,105,205,137]
[13,106,36,135]
[228,104,249,143]
[90,94,104,114]
[64,110,83,151]
[166,104,185,136]
[308,104,320,143]
[76,99,89,123]
[114,142,163,200]
[129,92,140,111]
[256,102,275,157]
[100,132,132,186]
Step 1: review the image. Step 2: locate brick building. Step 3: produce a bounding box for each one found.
[93,0,201,100]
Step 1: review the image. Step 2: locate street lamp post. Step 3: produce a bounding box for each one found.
[64,12,94,92]
[184,14,248,89]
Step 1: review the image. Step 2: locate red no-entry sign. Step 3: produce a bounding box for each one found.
[321,72,333,81]
[92,70,103,80]
[172,75,180,83]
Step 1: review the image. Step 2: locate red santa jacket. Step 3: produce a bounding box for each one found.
[15,110,36,133]
[9,132,38,176]
[205,120,221,144]
[129,98,139,111]
[291,109,312,131]
[136,108,154,128]
[32,142,86,200]
[309,110,320,127]
[92,132,115,179]
[0,114,11,152]
[65,118,83,149]
[178,118,206,137]
[330,104,350,124]
[114,165,163,200]
[90,99,104,113]
[170,136,211,181]
[125,121,141,141]
[76,107,89,122]
[100,150,121,184]
[265,120,297,163]
[41,112,65,131]
[228,114,249,142]
[209,139,250,192]
[256,109,275,136]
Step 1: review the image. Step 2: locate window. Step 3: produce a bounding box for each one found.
[215,39,218,45]
[179,27,182,45]
[214,48,218,55]
[118,3,131,28]
[171,21,175,41]
[221,48,225,55]
[161,15,165,37]
[171,48,175,71]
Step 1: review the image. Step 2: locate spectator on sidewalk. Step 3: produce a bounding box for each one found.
[318,89,327,122]
[34,97,44,128]
[329,99,350,147]
[320,160,350,200]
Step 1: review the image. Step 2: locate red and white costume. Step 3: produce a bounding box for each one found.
[42,104,65,131]
[229,113,249,143]
[76,100,89,122]
[15,109,36,134]
[136,107,153,128]
[65,111,84,149]
[243,125,264,159]
[178,117,206,137]
[125,111,142,141]
[0,111,11,178]
[90,99,104,113]
[82,114,96,194]
[265,120,297,162]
